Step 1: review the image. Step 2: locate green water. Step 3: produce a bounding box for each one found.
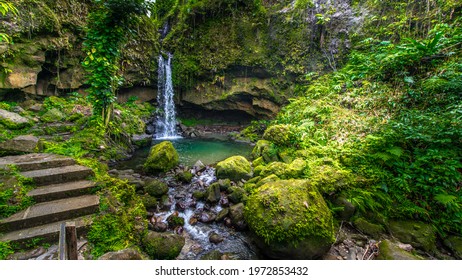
[116,138,253,170]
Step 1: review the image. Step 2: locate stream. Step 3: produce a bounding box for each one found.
[115,138,259,260]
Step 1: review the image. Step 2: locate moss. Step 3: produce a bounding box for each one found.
[166,215,185,228]
[216,156,252,181]
[206,183,221,204]
[228,186,247,204]
[192,190,206,200]
[144,179,168,198]
[377,240,424,260]
[255,174,279,188]
[251,140,279,162]
[353,217,385,238]
[309,164,355,194]
[263,124,299,147]
[253,165,264,177]
[244,179,335,246]
[389,220,436,253]
[259,158,306,179]
[443,236,462,259]
[252,156,265,167]
[140,194,157,210]
[175,170,193,183]
[143,141,179,174]
[142,231,185,260]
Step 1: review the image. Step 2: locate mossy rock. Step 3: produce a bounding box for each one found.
[256,174,279,188]
[389,220,436,253]
[176,170,193,183]
[41,108,66,123]
[244,180,335,259]
[217,179,231,191]
[141,194,157,210]
[144,179,168,197]
[216,156,252,181]
[310,164,354,194]
[376,240,424,260]
[143,141,179,174]
[332,196,356,221]
[253,165,265,177]
[443,236,462,259]
[206,183,221,204]
[193,190,206,200]
[252,156,265,167]
[259,158,306,179]
[251,140,279,162]
[0,109,32,129]
[167,214,185,228]
[353,217,385,238]
[142,231,185,260]
[263,124,299,147]
[228,186,246,203]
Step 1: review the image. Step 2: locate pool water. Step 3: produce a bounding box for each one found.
[116,138,253,170]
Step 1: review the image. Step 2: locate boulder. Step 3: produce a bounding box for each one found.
[353,217,385,239]
[141,194,158,210]
[376,240,423,260]
[209,232,224,244]
[0,135,42,155]
[143,141,179,174]
[229,203,247,230]
[216,156,252,181]
[244,180,335,259]
[40,108,66,123]
[176,170,193,183]
[443,236,462,259]
[206,183,221,204]
[389,220,436,253]
[333,196,356,221]
[0,109,31,129]
[251,140,278,162]
[262,124,298,147]
[228,186,246,203]
[98,248,146,260]
[144,179,168,197]
[142,231,185,260]
[259,158,306,179]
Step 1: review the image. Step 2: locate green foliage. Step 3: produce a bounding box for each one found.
[83,0,147,124]
[87,175,147,258]
[0,1,17,43]
[0,166,34,219]
[0,241,14,260]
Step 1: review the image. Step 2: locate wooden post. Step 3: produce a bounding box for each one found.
[58,223,66,260]
[65,222,78,260]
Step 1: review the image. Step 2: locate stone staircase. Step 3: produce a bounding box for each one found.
[0,153,99,246]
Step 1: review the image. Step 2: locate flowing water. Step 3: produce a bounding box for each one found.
[156,53,180,139]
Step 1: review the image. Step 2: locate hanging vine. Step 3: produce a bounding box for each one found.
[82,0,147,126]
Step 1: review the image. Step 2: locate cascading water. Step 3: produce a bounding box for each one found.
[156,52,180,139]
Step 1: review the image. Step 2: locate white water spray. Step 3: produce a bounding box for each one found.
[156,52,180,139]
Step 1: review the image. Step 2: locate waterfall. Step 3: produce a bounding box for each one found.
[156,52,180,139]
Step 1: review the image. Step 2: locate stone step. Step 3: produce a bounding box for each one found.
[21,165,94,186]
[27,180,98,203]
[0,215,94,248]
[0,153,76,172]
[0,195,100,233]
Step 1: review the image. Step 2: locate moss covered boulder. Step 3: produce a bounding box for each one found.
[40,108,66,123]
[260,158,306,179]
[443,236,462,259]
[244,180,335,259]
[389,220,436,253]
[0,109,32,129]
[353,217,385,238]
[142,231,185,260]
[376,240,424,260]
[144,179,168,197]
[143,141,179,174]
[251,140,279,162]
[216,156,252,181]
[263,124,299,147]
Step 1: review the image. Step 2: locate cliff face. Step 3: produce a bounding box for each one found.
[0,0,364,120]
